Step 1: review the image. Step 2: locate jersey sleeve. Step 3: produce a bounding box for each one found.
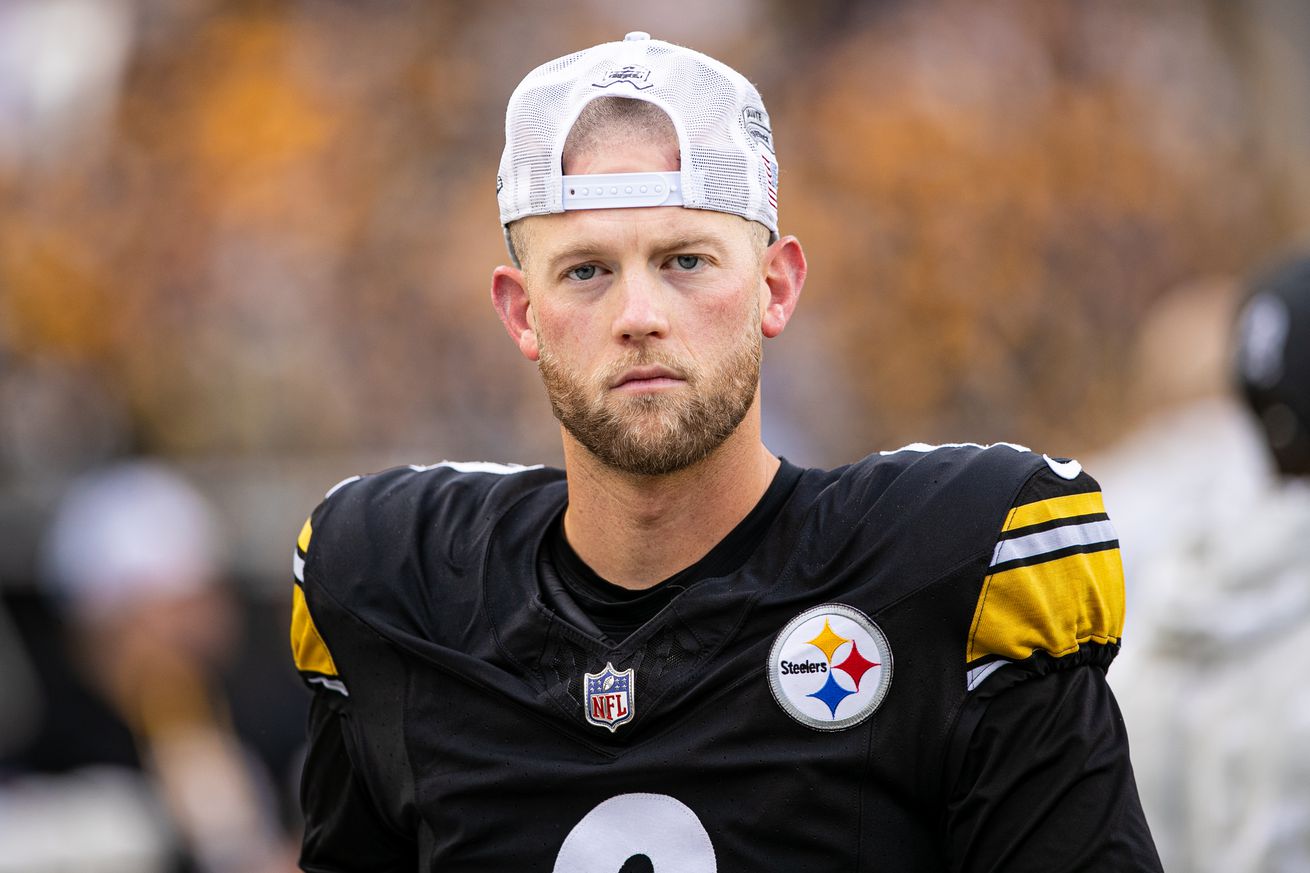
[964,461,1126,691]
[943,460,1161,870]
[289,482,417,872]
[299,695,417,873]
[291,512,348,697]
[944,665,1162,871]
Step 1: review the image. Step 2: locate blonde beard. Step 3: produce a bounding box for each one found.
[538,317,762,477]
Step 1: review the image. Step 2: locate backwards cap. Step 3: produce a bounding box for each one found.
[497,31,778,259]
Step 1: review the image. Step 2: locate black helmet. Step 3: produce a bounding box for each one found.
[1234,254,1310,476]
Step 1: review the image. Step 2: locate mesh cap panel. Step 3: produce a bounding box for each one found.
[497,32,778,238]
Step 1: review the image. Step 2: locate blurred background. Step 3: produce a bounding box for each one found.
[0,0,1308,870]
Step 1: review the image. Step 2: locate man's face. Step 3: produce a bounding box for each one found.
[513,144,769,476]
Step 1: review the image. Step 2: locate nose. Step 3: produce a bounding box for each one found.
[611,269,670,342]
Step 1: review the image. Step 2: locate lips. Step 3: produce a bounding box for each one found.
[610,364,685,389]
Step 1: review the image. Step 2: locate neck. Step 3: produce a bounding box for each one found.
[561,403,779,590]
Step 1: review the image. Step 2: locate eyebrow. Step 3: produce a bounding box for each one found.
[545,234,727,274]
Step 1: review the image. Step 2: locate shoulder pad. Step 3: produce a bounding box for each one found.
[288,460,557,696]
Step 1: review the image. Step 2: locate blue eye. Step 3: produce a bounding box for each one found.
[674,255,700,270]
[568,264,598,281]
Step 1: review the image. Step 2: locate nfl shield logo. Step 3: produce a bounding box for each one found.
[583,662,635,732]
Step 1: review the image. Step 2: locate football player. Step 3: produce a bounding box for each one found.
[291,32,1162,871]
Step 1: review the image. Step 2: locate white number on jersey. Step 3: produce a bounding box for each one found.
[553,793,716,872]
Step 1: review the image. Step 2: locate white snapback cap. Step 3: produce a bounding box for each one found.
[497,31,779,257]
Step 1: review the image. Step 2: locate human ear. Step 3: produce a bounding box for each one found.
[491,265,540,361]
[760,236,807,338]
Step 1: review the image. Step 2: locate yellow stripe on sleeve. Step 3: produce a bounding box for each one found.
[967,546,1125,665]
[291,584,339,677]
[297,517,313,553]
[1003,490,1106,533]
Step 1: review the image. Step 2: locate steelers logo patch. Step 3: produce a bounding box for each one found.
[768,604,893,731]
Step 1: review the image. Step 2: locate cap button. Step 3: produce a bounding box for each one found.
[624,31,650,41]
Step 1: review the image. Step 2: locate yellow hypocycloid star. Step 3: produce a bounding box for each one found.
[806,619,849,663]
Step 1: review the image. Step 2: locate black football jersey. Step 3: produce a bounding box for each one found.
[290,445,1161,872]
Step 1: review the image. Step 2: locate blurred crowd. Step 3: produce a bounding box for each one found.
[1,0,1309,870]
[1,462,303,872]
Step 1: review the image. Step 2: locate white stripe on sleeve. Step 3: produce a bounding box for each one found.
[990,519,1118,568]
